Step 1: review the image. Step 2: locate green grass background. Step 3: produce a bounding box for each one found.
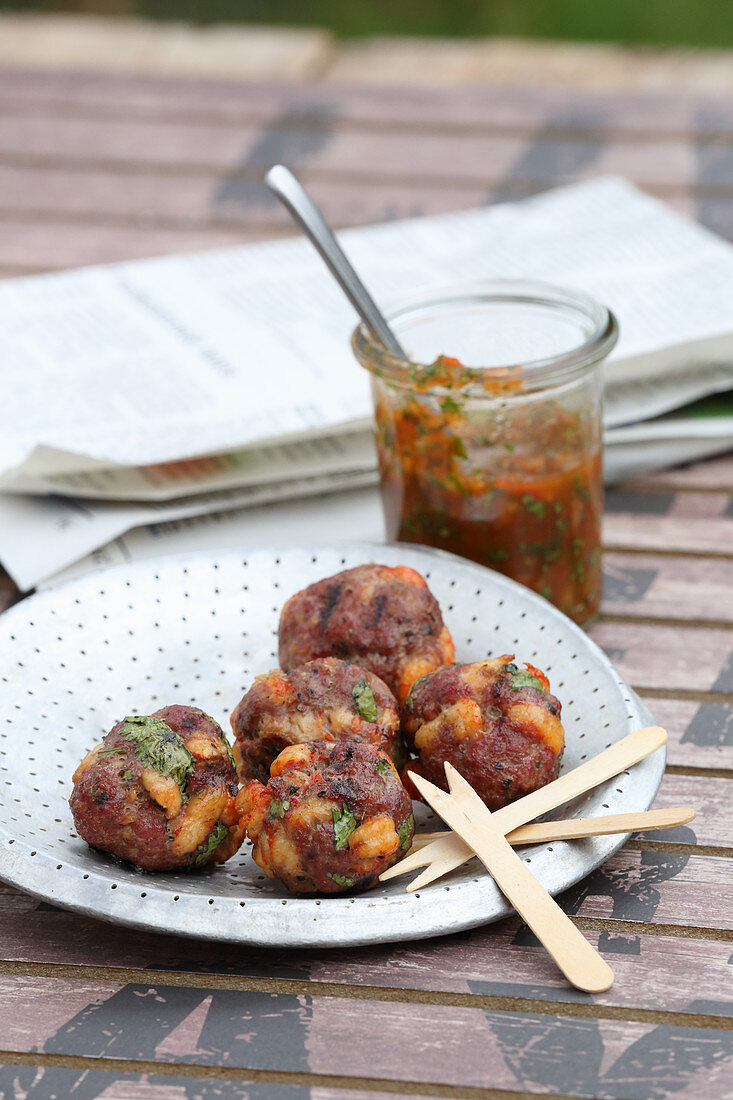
[2,0,732,48]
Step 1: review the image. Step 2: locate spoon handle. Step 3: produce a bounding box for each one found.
[265,164,406,358]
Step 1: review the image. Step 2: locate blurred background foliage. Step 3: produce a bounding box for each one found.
[1,0,731,47]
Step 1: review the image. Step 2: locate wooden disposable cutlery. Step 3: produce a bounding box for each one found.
[405,805,695,854]
[410,762,616,992]
[381,725,668,891]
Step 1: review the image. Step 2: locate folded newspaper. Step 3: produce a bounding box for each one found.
[1,175,732,590]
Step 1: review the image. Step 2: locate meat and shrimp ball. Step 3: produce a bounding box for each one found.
[402,656,564,811]
[278,563,455,703]
[230,657,404,785]
[70,705,245,872]
[239,740,414,894]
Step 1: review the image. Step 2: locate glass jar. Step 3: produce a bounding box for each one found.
[352,280,618,626]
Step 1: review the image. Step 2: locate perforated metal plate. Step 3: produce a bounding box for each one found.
[0,543,662,947]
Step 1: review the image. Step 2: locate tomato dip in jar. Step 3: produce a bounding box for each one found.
[352,281,618,626]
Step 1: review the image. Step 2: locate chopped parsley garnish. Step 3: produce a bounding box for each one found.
[374,758,392,775]
[409,359,442,387]
[352,680,378,723]
[332,805,358,848]
[269,798,290,819]
[121,769,133,782]
[397,813,414,851]
[509,670,546,693]
[440,395,464,414]
[118,715,195,796]
[450,436,468,460]
[193,820,228,866]
[327,872,354,889]
[485,548,509,564]
[522,494,546,519]
[392,742,406,771]
[97,747,127,758]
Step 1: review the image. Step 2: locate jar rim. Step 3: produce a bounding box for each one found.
[352,278,618,389]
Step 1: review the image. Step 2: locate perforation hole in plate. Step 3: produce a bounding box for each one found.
[0,543,661,948]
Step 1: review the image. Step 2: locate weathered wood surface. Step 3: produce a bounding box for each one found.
[637,452,733,491]
[0,70,728,278]
[641,695,733,772]
[0,64,731,1100]
[0,1067,413,1100]
[0,109,723,195]
[601,551,733,624]
[0,847,731,1005]
[1,970,733,1100]
[0,69,731,137]
[0,1068,408,1100]
[587,620,733,693]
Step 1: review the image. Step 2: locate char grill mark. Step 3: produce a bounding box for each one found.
[365,593,388,628]
[318,582,343,628]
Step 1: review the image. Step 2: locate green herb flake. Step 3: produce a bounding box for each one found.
[450,436,468,460]
[118,715,195,796]
[327,872,354,889]
[540,585,553,601]
[440,395,464,415]
[374,758,392,775]
[269,798,290,819]
[192,820,228,866]
[121,769,134,782]
[397,813,414,851]
[352,680,378,723]
[574,476,591,501]
[503,441,515,452]
[509,670,547,693]
[485,548,509,564]
[97,747,127,758]
[522,493,546,519]
[332,805,358,849]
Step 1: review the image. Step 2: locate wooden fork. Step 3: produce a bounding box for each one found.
[385,805,694,886]
[411,763,616,992]
[381,725,668,891]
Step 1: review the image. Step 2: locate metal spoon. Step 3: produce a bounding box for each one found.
[265,164,406,359]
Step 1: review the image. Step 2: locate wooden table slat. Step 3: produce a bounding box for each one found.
[637,695,733,771]
[0,844,731,975]
[0,110,728,195]
[1,68,733,138]
[601,551,733,624]
[1,969,733,1099]
[587,620,733,694]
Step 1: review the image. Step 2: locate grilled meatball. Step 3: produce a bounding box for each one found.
[239,740,414,894]
[70,705,245,871]
[278,562,455,703]
[402,656,564,811]
[230,657,404,785]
